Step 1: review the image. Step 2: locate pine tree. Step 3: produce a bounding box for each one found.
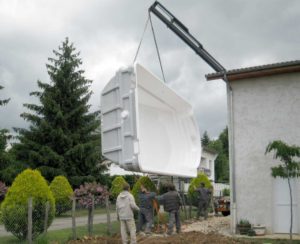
[0,85,15,184]
[0,85,10,106]
[201,131,210,146]
[13,38,106,185]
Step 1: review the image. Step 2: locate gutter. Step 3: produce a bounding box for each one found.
[224,75,237,234]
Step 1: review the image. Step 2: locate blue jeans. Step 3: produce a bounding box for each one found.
[197,200,208,219]
[168,210,181,234]
[138,208,153,233]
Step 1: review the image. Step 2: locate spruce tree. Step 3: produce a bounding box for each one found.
[0,85,10,106]
[0,85,15,184]
[201,131,210,146]
[13,38,105,185]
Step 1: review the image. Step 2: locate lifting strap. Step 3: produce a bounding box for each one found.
[132,16,149,65]
[132,13,167,83]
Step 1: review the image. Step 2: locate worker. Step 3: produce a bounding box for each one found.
[157,183,182,235]
[195,182,211,220]
[116,183,140,244]
[137,185,156,234]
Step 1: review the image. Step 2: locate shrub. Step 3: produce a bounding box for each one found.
[0,162,27,185]
[131,176,157,205]
[123,174,139,188]
[110,176,127,201]
[50,176,73,216]
[74,182,108,209]
[188,172,213,206]
[69,175,96,188]
[0,181,8,203]
[37,166,66,183]
[1,169,55,240]
[222,188,230,196]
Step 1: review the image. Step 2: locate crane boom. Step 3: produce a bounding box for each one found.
[149,1,226,73]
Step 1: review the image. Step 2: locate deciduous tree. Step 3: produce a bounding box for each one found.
[265,140,300,241]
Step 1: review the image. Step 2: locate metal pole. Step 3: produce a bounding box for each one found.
[27,197,32,244]
[72,197,76,240]
[179,178,187,220]
[105,195,112,235]
[91,195,94,235]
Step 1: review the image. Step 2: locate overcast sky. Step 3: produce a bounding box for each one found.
[1,0,299,142]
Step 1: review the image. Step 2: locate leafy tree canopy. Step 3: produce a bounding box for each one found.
[206,127,229,183]
[265,140,300,178]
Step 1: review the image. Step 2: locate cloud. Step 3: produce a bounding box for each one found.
[0,0,299,141]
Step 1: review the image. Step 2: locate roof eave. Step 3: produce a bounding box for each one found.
[206,63,300,81]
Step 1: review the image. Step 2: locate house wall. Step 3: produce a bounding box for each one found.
[198,150,216,182]
[230,72,300,234]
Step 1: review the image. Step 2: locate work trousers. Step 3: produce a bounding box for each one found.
[138,208,153,233]
[120,219,137,244]
[197,200,208,219]
[167,210,181,235]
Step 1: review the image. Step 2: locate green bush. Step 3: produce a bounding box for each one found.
[1,169,55,240]
[69,175,96,188]
[222,188,230,196]
[37,166,66,183]
[188,173,213,206]
[131,176,157,205]
[110,176,127,201]
[50,176,73,216]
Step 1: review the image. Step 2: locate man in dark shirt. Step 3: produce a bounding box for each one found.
[137,185,156,234]
[195,182,211,220]
[157,183,182,235]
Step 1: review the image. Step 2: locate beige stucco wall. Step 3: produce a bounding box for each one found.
[230,72,300,234]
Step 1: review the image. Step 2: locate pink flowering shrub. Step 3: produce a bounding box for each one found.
[0,181,8,202]
[74,182,108,209]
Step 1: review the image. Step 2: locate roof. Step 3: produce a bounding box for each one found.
[206,60,300,81]
[202,146,218,155]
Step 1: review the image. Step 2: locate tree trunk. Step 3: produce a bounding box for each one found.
[287,177,293,242]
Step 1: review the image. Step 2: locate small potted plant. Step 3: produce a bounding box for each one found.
[252,224,266,236]
[237,219,251,235]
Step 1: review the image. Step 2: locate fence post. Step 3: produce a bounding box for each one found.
[72,197,76,240]
[43,202,50,234]
[178,178,187,220]
[105,195,111,235]
[91,195,94,235]
[88,195,94,236]
[188,197,192,219]
[27,197,32,244]
[181,192,187,220]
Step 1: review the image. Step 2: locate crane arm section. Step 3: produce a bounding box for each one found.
[149,1,226,73]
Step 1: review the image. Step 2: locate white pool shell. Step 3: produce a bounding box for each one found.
[101,63,201,177]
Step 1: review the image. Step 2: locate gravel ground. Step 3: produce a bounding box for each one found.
[182,216,231,236]
[68,216,244,244]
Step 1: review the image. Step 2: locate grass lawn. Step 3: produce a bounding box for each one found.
[0,221,120,244]
[57,204,116,218]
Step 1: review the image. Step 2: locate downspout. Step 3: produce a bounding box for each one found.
[224,74,237,234]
